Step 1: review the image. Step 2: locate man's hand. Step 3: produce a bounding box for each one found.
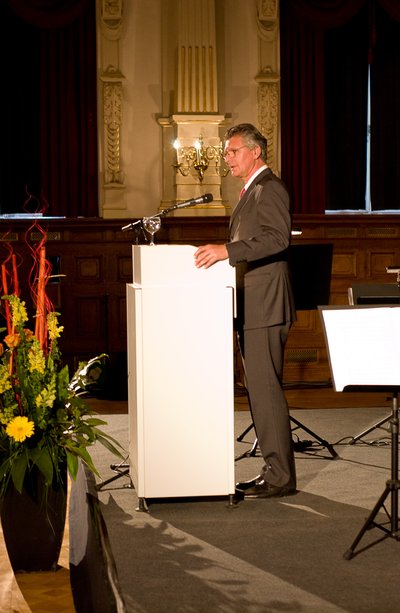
[194,244,229,269]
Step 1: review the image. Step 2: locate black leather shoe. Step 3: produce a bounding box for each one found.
[235,475,263,491]
[240,480,296,499]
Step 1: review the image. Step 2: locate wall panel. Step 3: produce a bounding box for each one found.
[1,214,399,394]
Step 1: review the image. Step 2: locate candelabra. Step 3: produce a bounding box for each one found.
[173,136,229,182]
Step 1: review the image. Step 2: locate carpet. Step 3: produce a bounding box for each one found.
[82,404,400,613]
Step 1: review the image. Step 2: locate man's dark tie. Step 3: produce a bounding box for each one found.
[240,188,246,199]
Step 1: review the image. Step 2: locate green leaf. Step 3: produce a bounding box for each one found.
[57,365,70,402]
[10,453,29,494]
[66,449,79,480]
[83,417,108,427]
[71,445,100,477]
[0,457,12,495]
[95,433,125,458]
[76,422,97,442]
[0,456,12,478]
[30,448,54,486]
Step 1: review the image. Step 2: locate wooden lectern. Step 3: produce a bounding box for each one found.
[126,245,236,510]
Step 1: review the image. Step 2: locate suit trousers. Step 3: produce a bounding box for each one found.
[243,323,296,488]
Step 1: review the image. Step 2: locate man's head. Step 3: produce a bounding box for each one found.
[223,123,268,182]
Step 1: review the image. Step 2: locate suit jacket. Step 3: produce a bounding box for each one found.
[226,168,296,330]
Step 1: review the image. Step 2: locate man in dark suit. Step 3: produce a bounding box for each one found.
[194,123,297,499]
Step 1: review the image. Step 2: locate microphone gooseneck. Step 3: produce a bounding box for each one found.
[162,193,213,214]
[120,193,213,231]
[121,219,143,232]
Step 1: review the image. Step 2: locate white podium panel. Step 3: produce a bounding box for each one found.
[127,245,236,501]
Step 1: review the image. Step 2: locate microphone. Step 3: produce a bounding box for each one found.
[121,219,143,232]
[121,193,213,231]
[173,193,213,210]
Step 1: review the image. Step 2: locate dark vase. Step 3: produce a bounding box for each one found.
[0,464,67,572]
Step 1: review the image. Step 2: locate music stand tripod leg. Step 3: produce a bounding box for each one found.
[290,415,338,459]
[349,413,391,445]
[95,462,131,491]
[235,436,259,461]
[236,421,254,442]
[234,331,337,460]
[343,485,391,560]
[344,391,400,559]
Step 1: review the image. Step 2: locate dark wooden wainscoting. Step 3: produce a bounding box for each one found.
[1,214,399,399]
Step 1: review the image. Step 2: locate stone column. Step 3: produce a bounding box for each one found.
[160,0,229,215]
[176,0,218,114]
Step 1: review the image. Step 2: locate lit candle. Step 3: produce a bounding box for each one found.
[173,139,180,165]
[195,140,201,164]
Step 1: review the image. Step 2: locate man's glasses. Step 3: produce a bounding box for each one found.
[223,145,249,160]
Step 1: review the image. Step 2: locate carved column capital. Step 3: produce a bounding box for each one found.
[257,0,278,30]
[100,0,123,39]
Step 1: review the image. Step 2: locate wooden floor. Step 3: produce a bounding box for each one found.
[0,387,391,612]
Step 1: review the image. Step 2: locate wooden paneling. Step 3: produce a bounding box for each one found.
[1,214,399,391]
[285,214,400,384]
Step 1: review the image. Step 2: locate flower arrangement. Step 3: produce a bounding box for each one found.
[0,231,122,499]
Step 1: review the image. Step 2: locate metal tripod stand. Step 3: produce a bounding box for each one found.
[344,389,400,559]
[95,460,132,491]
[234,334,338,461]
[235,405,338,460]
[348,412,391,445]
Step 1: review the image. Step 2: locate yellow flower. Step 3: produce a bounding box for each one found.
[47,312,64,341]
[6,416,35,443]
[0,364,12,394]
[28,342,46,373]
[36,378,57,410]
[8,295,28,327]
[0,404,17,425]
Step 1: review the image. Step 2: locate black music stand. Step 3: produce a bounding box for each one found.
[319,304,400,559]
[236,243,338,461]
[347,283,400,444]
